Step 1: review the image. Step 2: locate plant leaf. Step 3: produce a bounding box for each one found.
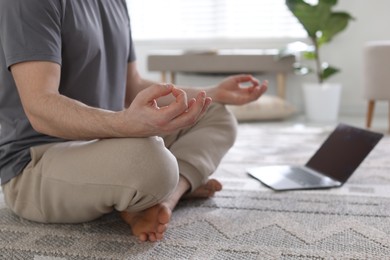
[321,66,340,81]
[303,51,316,60]
[286,0,333,38]
[320,12,354,43]
[322,0,338,5]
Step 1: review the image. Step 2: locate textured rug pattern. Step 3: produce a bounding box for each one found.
[0,122,389,259]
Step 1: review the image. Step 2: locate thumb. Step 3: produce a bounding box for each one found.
[137,84,173,105]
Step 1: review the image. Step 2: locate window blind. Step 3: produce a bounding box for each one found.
[126,0,306,40]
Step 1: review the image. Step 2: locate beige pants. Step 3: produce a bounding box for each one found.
[2,104,237,223]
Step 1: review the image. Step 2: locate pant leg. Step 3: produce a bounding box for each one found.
[164,103,237,192]
[2,137,179,223]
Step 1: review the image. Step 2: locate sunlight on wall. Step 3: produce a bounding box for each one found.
[126,0,306,40]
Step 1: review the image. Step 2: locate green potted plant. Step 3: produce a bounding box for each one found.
[283,0,354,122]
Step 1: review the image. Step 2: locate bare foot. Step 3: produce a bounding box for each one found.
[183,178,223,199]
[120,178,222,242]
[120,203,171,242]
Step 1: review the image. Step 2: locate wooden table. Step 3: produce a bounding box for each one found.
[147,49,295,99]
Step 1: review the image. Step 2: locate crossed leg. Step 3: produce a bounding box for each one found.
[120,176,222,242]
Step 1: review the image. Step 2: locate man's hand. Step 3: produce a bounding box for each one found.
[208,74,268,105]
[120,83,212,137]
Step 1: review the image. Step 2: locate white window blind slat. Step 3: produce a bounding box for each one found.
[126,0,306,40]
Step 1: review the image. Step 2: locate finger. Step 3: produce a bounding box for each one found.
[170,91,209,127]
[171,87,187,106]
[235,74,260,87]
[193,91,208,113]
[154,91,209,132]
[248,80,268,94]
[137,84,173,105]
[198,97,212,117]
[188,90,206,115]
[244,83,268,103]
[187,98,196,108]
[159,87,189,119]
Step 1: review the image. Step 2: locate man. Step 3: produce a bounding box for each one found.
[0,0,267,242]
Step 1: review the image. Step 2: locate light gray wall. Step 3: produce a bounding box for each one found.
[132,0,390,116]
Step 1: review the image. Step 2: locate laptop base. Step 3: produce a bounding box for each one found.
[247,165,342,191]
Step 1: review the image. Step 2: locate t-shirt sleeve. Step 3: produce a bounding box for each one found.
[128,29,136,63]
[0,0,62,69]
[126,13,136,63]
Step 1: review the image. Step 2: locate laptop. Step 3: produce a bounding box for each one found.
[247,123,384,191]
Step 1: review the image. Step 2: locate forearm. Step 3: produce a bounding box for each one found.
[27,92,125,140]
[13,61,212,140]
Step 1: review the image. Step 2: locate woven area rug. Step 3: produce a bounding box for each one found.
[1,122,389,259]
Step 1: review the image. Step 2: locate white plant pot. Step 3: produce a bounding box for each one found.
[302,83,342,122]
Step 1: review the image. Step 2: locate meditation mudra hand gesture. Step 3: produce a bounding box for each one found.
[208,74,267,105]
[123,84,212,137]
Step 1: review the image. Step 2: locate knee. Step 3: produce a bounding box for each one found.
[115,137,179,200]
[141,137,180,198]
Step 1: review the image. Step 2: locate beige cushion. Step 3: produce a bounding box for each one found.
[227,95,296,121]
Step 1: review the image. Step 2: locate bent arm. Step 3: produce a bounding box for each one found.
[12,61,210,140]
[11,61,125,140]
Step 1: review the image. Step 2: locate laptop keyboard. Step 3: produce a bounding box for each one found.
[286,168,324,186]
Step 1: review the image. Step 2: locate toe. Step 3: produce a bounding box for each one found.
[155,232,164,240]
[139,233,147,242]
[209,179,222,191]
[148,233,157,242]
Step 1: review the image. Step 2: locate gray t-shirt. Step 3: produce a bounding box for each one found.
[0,0,136,184]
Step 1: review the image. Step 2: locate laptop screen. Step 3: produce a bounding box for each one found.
[305,123,383,182]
